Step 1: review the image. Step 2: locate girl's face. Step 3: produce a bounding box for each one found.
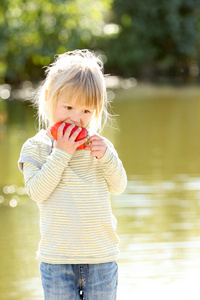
[51,94,94,128]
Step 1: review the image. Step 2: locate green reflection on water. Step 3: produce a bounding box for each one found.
[111,85,200,179]
[1,85,200,300]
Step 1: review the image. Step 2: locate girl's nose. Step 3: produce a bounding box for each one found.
[70,111,81,124]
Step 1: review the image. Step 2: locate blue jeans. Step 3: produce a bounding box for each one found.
[40,262,118,300]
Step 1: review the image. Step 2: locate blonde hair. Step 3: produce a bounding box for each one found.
[35,49,109,132]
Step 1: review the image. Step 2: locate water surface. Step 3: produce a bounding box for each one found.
[0,84,200,299]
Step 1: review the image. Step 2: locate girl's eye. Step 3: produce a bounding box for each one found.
[83,109,91,114]
[65,106,72,110]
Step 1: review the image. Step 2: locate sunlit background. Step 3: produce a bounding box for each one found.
[1,0,200,299]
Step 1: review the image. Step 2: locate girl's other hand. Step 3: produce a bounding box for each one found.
[54,123,87,155]
[84,135,107,159]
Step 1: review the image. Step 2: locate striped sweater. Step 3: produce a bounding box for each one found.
[18,130,127,264]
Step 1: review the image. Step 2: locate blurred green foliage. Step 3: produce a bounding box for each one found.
[103,0,200,81]
[0,0,200,84]
[0,0,112,84]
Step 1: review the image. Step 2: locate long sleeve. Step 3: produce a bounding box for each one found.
[18,136,72,203]
[98,142,127,195]
[24,148,71,202]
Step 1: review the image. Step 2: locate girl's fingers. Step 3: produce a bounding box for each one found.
[84,139,107,159]
[90,141,106,151]
[57,123,66,139]
[54,124,88,154]
[90,150,99,157]
[84,145,91,151]
[90,143,105,150]
[87,135,101,143]
[84,141,101,150]
[62,125,87,148]
[63,124,75,138]
[76,137,88,147]
[69,126,82,140]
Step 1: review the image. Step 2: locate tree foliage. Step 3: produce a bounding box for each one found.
[102,0,200,81]
[0,0,112,84]
[0,0,200,84]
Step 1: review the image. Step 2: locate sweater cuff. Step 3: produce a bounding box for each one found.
[50,147,72,164]
[98,146,113,164]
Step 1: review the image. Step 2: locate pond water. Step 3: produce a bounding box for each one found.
[0,83,200,299]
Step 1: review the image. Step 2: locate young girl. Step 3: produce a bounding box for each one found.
[18,49,127,300]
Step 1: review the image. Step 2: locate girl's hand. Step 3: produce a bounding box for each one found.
[84,134,107,159]
[54,123,88,155]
